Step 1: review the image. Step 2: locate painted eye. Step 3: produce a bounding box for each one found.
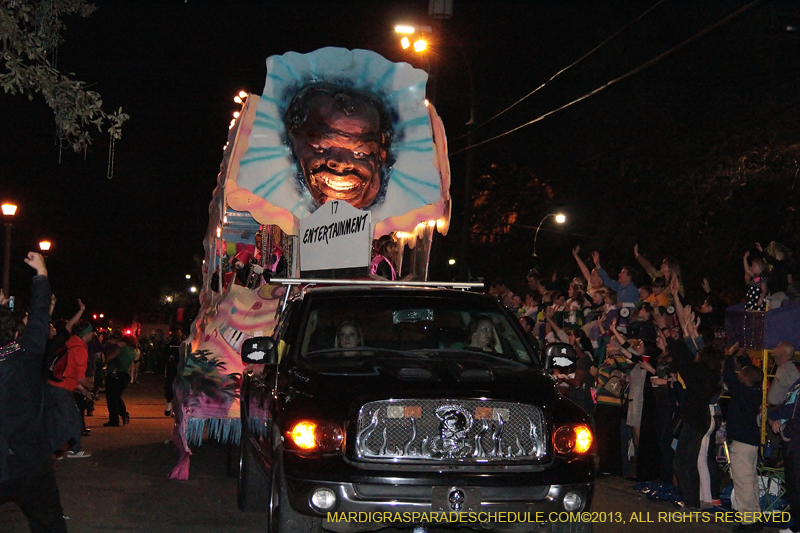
[312,145,324,154]
[353,151,370,159]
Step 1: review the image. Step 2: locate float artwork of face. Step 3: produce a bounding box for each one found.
[286,86,392,209]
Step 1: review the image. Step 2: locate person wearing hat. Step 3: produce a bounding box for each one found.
[45,320,94,459]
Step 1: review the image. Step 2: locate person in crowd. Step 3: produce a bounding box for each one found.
[0,252,69,532]
[552,327,596,415]
[649,326,679,485]
[164,330,184,417]
[521,292,541,318]
[768,375,800,533]
[489,278,516,309]
[104,333,137,426]
[129,340,143,384]
[634,245,684,297]
[665,309,723,511]
[572,246,604,291]
[526,269,543,294]
[638,285,653,304]
[594,333,633,476]
[592,250,639,304]
[743,251,768,311]
[45,319,94,459]
[723,346,764,533]
[627,303,658,345]
[645,276,670,309]
[768,342,799,407]
[760,241,793,309]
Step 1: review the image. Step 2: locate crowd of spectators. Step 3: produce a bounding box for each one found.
[489,242,799,532]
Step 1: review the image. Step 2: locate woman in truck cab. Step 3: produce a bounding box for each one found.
[335,321,363,356]
[466,315,497,353]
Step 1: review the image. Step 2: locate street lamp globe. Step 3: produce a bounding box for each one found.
[1,204,17,216]
[39,241,52,252]
[555,213,566,224]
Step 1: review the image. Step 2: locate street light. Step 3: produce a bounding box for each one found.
[532,213,567,257]
[2,203,17,298]
[395,21,476,279]
[394,24,430,55]
[39,241,51,252]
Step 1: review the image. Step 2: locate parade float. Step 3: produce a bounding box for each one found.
[169,48,452,479]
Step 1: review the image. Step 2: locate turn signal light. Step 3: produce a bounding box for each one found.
[289,421,344,452]
[553,425,593,455]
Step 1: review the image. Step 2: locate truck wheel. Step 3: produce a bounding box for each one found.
[237,421,270,511]
[271,460,322,533]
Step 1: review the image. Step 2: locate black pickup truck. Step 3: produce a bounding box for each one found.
[237,282,595,533]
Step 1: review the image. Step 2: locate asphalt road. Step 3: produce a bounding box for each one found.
[1,375,741,532]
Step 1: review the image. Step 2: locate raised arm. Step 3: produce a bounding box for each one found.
[743,251,754,282]
[65,299,86,333]
[634,245,660,280]
[572,246,593,286]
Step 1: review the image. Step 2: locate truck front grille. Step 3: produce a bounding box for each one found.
[355,399,548,462]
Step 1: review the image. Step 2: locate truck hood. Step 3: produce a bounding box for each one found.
[279,353,557,418]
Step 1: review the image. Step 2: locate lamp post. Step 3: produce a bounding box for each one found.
[2,203,18,298]
[394,22,476,279]
[532,213,566,257]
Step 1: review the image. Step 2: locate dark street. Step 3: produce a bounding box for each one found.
[0,374,735,533]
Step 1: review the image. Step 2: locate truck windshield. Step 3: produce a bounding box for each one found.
[297,294,537,365]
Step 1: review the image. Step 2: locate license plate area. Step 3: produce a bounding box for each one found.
[431,486,481,513]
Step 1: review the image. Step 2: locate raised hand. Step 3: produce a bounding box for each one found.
[24,252,47,276]
[702,278,711,294]
[572,245,580,256]
[634,244,639,258]
[669,276,679,296]
[591,251,600,267]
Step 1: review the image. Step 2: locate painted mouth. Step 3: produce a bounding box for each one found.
[315,172,363,193]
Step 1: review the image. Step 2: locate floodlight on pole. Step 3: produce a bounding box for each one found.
[2,203,17,299]
[532,213,567,257]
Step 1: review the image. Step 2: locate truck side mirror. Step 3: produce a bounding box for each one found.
[241,336,277,365]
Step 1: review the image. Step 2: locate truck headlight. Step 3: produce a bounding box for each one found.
[289,421,344,452]
[553,425,593,454]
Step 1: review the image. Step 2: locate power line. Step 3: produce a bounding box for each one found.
[450,0,670,143]
[450,0,763,157]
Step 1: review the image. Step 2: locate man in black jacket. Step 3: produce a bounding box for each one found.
[0,252,67,532]
[723,350,764,532]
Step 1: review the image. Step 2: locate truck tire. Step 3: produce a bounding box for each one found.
[237,420,270,511]
[271,460,322,533]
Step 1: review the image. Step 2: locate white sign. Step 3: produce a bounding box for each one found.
[299,201,371,271]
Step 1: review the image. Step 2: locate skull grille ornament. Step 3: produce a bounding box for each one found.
[355,399,548,462]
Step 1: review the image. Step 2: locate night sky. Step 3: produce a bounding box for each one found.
[2,0,798,323]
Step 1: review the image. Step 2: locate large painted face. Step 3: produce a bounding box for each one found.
[289,93,386,209]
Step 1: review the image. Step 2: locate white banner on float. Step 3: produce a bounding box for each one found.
[299,201,371,271]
